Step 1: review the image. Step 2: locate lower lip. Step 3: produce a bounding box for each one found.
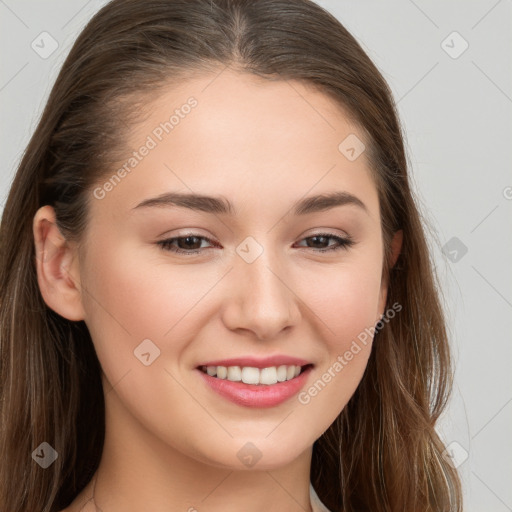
[196,366,313,408]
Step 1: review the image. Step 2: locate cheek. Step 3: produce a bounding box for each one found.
[82,238,180,329]
[292,257,382,420]
[80,241,218,369]
[297,256,383,349]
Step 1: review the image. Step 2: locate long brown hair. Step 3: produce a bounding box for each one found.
[0,1,462,510]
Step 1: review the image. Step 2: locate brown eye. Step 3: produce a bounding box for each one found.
[156,233,354,256]
[157,235,215,255]
[295,233,355,253]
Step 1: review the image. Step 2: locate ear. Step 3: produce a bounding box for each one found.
[377,229,403,319]
[32,205,86,321]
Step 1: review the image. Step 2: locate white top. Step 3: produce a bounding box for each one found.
[310,482,332,512]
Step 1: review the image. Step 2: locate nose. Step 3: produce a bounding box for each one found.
[221,250,302,341]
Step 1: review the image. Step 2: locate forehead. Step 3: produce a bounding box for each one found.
[90,69,380,224]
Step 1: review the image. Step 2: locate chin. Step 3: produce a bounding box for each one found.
[209,438,308,471]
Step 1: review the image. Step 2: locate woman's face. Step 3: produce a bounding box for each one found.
[70,69,390,469]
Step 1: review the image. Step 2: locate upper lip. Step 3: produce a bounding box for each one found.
[196,355,312,369]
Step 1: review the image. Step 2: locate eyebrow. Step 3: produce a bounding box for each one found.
[132,190,368,216]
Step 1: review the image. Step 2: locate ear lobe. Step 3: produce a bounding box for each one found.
[377,230,403,320]
[33,205,85,321]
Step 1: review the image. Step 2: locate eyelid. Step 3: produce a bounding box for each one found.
[300,227,351,239]
[156,230,355,256]
[293,232,355,252]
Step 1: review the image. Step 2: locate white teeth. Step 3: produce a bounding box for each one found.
[227,366,242,381]
[260,367,278,385]
[241,367,260,385]
[216,366,227,379]
[276,365,288,382]
[202,364,307,385]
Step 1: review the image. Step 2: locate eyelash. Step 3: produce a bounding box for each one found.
[156,233,355,255]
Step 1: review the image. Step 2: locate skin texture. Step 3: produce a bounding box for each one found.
[33,69,402,512]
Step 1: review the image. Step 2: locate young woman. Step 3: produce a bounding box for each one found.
[0,1,463,511]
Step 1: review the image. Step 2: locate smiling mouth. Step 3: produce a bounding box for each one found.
[198,364,313,386]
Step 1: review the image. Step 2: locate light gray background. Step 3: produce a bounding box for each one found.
[1,1,511,510]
